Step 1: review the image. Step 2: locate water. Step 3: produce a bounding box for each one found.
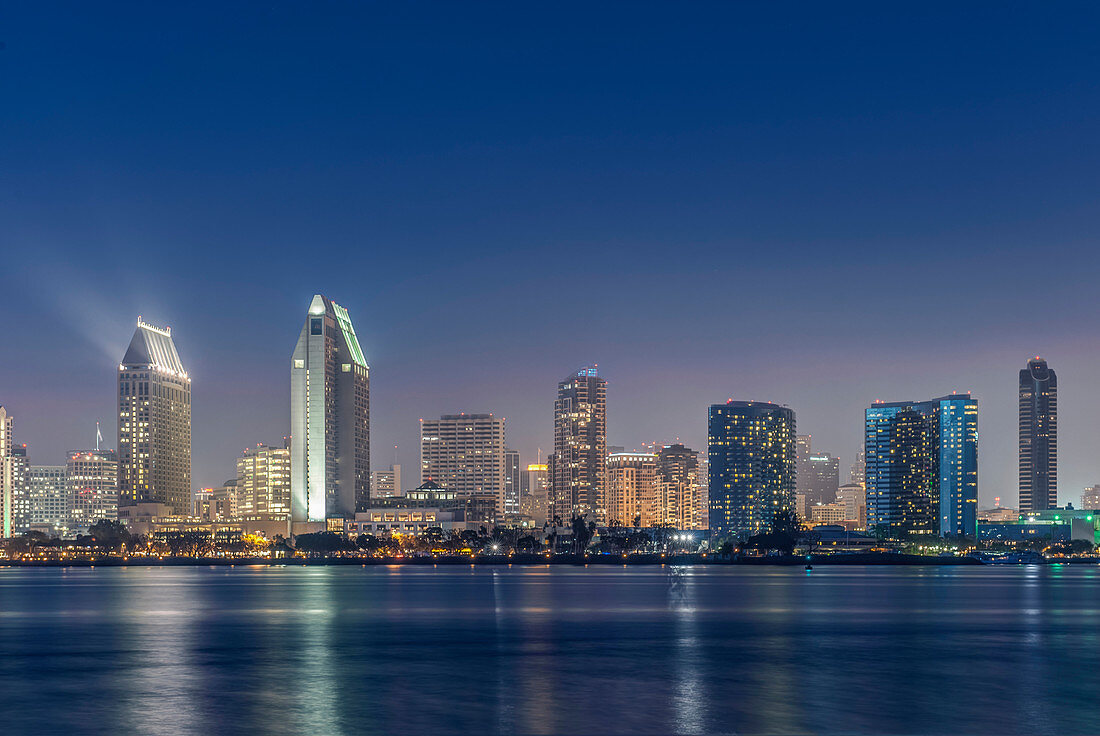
[1,564,1098,735]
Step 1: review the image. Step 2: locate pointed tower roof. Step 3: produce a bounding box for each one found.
[121,319,187,376]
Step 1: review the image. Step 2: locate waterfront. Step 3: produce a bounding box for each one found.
[2,565,1099,735]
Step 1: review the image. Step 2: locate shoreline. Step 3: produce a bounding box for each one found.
[0,552,1010,567]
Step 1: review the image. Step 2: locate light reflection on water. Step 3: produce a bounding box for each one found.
[2,565,1100,735]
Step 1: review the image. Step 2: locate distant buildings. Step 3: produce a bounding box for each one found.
[849,449,865,486]
[865,394,977,538]
[1019,357,1057,512]
[656,443,704,530]
[836,482,867,529]
[67,449,118,530]
[118,320,192,515]
[236,444,291,516]
[796,440,840,506]
[520,463,549,526]
[708,401,796,540]
[420,413,506,517]
[371,464,402,499]
[551,367,607,522]
[1081,485,1100,511]
[290,295,370,523]
[606,452,658,527]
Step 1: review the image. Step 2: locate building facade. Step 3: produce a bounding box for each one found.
[865,394,978,538]
[520,463,550,527]
[1081,485,1100,511]
[290,295,371,523]
[1019,357,1057,512]
[371,464,402,499]
[606,452,658,527]
[1,407,29,538]
[503,448,521,516]
[237,444,291,517]
[67,449,119,530]
[118,320,192,515]
[420,413,506,517]
[708,401,796,540]
[656,443,703,530]
[25,466,67,532]
[551,367,607,522]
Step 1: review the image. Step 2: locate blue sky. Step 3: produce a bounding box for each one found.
[3,2,1100,504]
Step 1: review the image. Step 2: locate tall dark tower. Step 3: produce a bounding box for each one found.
[1019,357,1057,512]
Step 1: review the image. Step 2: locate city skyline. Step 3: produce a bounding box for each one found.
[6,5,1100,507]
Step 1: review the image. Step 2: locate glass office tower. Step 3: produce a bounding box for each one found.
[865,394,977,538]
[1019,357,1057,512]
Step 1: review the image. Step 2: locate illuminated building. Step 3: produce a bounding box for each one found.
[25,466,67,532]
[290,294,370,523]
[606,452,658,527]
[551,366,607,522]
[520,463,550,526]
[420,413,506,517]
[1019,357,1057,512]
[237,443,291,516]
[67,449,118,529]
[2,407,30,537]
[656,443,703,530]
[836,482,867,529]
[1081,485,1100,511]
[708,401,796,540]
[865,394,977,538]
[371,464,402,499]
[504,448,521,515]
[117,319,192,515]
[809,502,847,526]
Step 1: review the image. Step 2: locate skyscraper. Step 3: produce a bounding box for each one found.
[290,295,370,523]
[606,452,658,527]
[708,401,796,540]
[1019,357,1057,512]
[117,319,192,515]
[1,406,22,537]
[797,439,840,506]
[371,464,402,499]
[504,448,521,515]
[420,413,506,517]
[551,367,607,522]
[521,462,550,526]
[67,449,119,529]
[237,443,291,516]
[656,443,703,530]
[865,394,978,538]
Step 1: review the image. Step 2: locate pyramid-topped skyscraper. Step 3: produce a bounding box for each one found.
[290,295,370,524]
[118,319,192,515]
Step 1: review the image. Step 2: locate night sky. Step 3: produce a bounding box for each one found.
[3,3,1100,505]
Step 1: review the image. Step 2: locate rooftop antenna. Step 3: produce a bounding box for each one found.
[95,421,102,451]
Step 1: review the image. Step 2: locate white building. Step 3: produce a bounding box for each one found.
[68,449,118,530]
[26,465,67,532]
[420,413,506,518]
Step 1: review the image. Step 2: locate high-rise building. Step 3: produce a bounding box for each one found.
[837,482,867,529]
[799,451,840,506]
[521,463,550,526]
[849,448,866,486]
[371,464,402,499]
[1081,485,1100,511]
[656,443,703,529]
[26,466,66,532]
[606,452,658,527]
[865,394,978,538]
[420,413,506,517]
[67,449,119,529]
[696,455,709,531]
[118,319,192,515]
[290,295,370,523]
[237,444,291,516]
[1019,357,1057,512]
[551,367,607,522]
[708,401,796,540]
[1,407,30,538]
[504,448,521,515]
